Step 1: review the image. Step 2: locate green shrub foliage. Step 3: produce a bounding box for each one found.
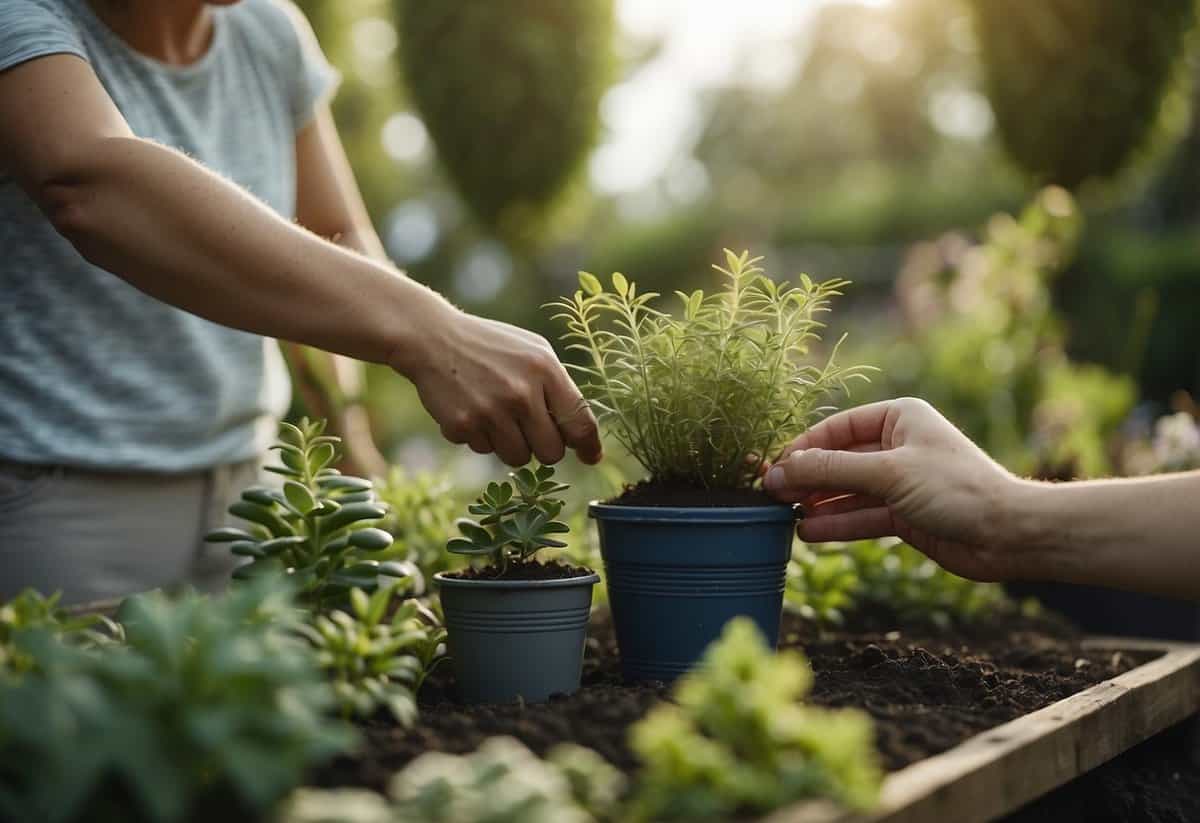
[395,0,614,243]
[969,0,1197,188]
[870,188,1134,477]
[375,469,467,584]
[446,464,571,573]
[297,581,446,726]
[206,418,409,605]
[282,736,626,823]
[0,589,120,678]
[0,579,353,823]
[787,539,1006,627]
[551,249,873,489]
[628,618,881,819]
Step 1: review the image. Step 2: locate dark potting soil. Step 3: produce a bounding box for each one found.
[610,478,780,507]
[308,606,1155,794]
[440,560,595,582]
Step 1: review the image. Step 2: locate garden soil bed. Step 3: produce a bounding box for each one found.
[310,606,1160,794]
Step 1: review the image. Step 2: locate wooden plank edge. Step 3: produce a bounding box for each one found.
[768,643,1200,823]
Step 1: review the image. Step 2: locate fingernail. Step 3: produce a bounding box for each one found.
[765,465,784,491]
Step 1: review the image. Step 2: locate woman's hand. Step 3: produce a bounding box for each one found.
[764,398,1028,582]
[391,304,602,468]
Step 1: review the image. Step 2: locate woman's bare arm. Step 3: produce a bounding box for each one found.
[0,54,601,467]
[763,397,1200,600]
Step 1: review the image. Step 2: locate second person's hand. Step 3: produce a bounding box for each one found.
[763,397,1031,583]
[390,303,603,468]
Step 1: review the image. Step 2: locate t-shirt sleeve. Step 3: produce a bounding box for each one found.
[277,1,340,131]
[0,0,88,74]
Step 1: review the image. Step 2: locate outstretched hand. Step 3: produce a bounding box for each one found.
[764,398,1028,583]
[392,307,603,468]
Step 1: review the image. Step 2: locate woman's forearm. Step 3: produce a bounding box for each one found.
[41,134,450,366]
[1010,472,1200,599]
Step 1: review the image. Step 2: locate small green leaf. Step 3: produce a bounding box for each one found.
[307,442,336,474]
[349,587,370,620]
[316,476,372,492]
[612,271,628,297]
[578,271,602,296]
[284,481,316,514]
[348,528,393,551]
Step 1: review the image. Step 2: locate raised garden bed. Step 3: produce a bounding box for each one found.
[308,607,1200,822]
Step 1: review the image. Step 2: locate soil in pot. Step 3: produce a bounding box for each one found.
[440,560,595,581]
[610,478,775,507]
[309,605,1155,792]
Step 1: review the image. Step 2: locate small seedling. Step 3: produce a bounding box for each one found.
[205,418,407,604]
[446,464,571,575]
[628,618,881,819]
[0,589,121,678]
[296,581,446,727]
[282,736,625,823]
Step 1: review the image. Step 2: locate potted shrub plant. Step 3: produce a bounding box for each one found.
[549,249,871,681]
[436,465,600,703]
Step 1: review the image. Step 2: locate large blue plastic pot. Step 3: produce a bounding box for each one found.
[589,503,795,682]
[435,571,600,703]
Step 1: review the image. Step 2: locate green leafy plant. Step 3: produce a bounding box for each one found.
[969,0,1196,189]
[786,539,1007,628]
[446,464,572,574]
[0,589,121,678]
[0,578,354,823]
[550,249,873,489]
[396,0,615,244]
[282,736,625,823]
[375,468,467,583]
[869,187,1134,478]
[205,418,407,604]
[627,618,881,820]
[296,581,446,727]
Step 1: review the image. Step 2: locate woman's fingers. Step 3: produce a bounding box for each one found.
[797,506,897,542]
[487,417,532,467]
[519,408,566,466]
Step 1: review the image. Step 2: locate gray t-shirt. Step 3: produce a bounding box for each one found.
[0,0,338,471]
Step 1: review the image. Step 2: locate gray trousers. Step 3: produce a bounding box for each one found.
[0,458,259,605]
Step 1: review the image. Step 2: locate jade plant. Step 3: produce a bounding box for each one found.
[282,736,626,823]
[446,464,571,575]
[0,589,121,678]
[206,418,407,604]
[627,618,881,820]
[0,578,354,823]
[549,249,873,489]
[296,581,446,727]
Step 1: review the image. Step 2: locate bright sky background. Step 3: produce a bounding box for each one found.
[591,0,893,195]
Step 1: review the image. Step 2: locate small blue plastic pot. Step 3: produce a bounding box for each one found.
[435,571,600,703]
[589,503,795,682]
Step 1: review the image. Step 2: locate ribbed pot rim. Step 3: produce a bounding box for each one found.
[434,570,600,590]
[588,501,796,524]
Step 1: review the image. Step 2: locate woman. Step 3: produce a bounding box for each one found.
[764,397,1200,600]
[0,0,601,603]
